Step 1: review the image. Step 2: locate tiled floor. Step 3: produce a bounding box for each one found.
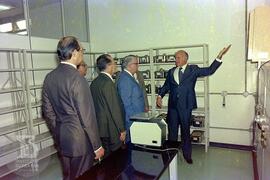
[3,145,253,180]
[160,145,253,180]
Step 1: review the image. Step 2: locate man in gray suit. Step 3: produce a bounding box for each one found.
[117,55,145,142]
[134,71,149,112]
[90,54,126,157]
[42,36,104,180]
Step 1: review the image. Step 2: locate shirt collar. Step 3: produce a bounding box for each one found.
[177,63,187,71]
[61,61,77,69]
[124,69,133,77]
[101,71,114,81]
[181,63,187,71]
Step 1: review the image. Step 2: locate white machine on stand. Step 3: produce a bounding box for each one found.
[130,112,167,147]
[249,6,270,180]
[254,60,270,180]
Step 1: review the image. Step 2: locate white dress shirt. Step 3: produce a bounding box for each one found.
[101,71,114,82]
[174,63,187,85]
[173,59,221,84]
[61,61,77,69]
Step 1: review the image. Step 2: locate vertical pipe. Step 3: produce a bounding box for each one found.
[24,0,32,50]
[25,0,40,119]
[149,49,156,113]
[92,53,97,80]
[18,50,28,134]
[22,50,33,135]
[60,0,66,36]
[85,0,90,43]
[203,44,209,152]
[11,52,20,123]
[244,0,248,92]
[7,52,17,124]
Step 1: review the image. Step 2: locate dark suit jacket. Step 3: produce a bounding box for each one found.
[42,63,101,157]
[159,60,222,110]
[90,73,125,151]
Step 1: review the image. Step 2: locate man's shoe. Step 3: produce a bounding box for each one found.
[184,158,193,164]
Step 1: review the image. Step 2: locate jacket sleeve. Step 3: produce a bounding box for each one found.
[104,82,125,133]
[117,77,135,117]
[73,77,102,151]
[158,69,171,98]
[137,72,149,108]
[42,83,56,136]
[196,59,222,77]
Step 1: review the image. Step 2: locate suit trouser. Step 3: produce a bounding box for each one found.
[59,152,94,180]
[167,107,192,159]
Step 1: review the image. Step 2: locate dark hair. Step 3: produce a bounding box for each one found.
[57,36,80,61]
[96,54,112,71]
[121,55,138,70]
[77,61,87,69]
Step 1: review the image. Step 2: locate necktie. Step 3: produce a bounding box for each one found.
[133,74,139,83]
[178,67,183,83]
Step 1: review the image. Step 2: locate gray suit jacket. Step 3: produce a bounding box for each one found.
[42,63,101,157]
[136,71,149,108]
[90,73,125,151]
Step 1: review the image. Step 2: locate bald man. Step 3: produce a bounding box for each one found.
[42,36,104,179]
[156,45,231,164]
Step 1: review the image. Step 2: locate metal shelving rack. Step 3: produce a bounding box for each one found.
[0,48,56,178]
[0,49,99,178]
[0,49,30,168]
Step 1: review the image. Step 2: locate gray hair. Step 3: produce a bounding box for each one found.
[121,55,138,70]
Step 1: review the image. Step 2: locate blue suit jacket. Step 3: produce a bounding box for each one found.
[117,71,145,129]
[159,60,222,110]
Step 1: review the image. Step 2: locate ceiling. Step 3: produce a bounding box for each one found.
[0,0,60,24]
[0,0,24,24]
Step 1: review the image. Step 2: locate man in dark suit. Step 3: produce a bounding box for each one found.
[90,54,126,157]
[156,45,231,164]
[117,55,145,142]
[42,36,104,180]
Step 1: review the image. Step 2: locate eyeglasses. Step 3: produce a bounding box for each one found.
[79,48,86,53]
[130,63,139,66]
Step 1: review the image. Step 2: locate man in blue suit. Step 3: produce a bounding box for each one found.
[156,45,231,164]
[117,55,145,142]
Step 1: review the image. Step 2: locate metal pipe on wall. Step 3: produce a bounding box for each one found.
[245,0,248,93]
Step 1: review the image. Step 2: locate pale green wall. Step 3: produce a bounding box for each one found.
[88,0,248,91]
[88,0,261,145]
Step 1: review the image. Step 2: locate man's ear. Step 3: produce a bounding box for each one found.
[71,49,78,58]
